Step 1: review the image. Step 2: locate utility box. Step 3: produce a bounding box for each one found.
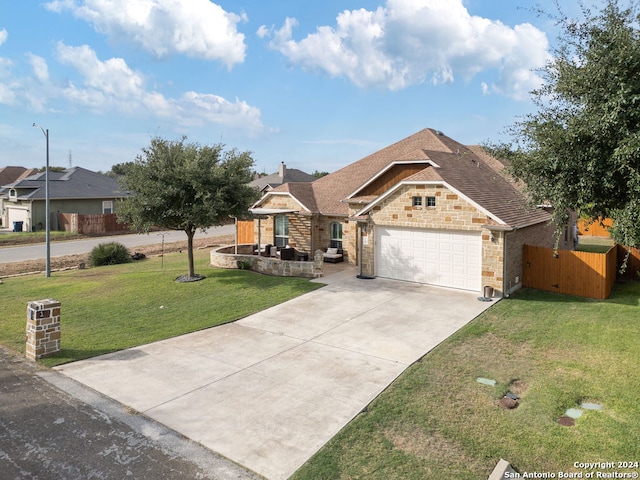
[26,299,61,361]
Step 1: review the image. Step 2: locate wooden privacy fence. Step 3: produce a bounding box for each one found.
[58,213,128,235]
[237,220,254,244]
[577,217,613,237]
[523,245,617,299]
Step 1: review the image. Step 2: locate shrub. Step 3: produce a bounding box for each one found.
[88,242,131,267]
[237,260,252,270]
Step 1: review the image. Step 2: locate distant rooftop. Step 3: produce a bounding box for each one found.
[249,162,316,193]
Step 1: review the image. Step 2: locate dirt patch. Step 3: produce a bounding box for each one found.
[0,234,234,277]
[384,427,484,472]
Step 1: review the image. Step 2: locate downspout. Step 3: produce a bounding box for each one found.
[358,223,363,277]
[503,230,508,297]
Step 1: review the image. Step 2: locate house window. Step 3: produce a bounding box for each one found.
[330,222,343,249]
[412,196,423,207]
[426,196,436,207]
[102,201,113,214]
[274,215,289,247]
[9,189,16,199]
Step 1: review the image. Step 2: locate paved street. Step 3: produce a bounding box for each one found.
[0,345,260,480]
[0,225,234,264]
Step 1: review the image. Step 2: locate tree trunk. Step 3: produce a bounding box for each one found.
[186,226,195,278]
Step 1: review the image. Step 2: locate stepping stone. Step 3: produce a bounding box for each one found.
[476,377,496,386]
[580,402,603,410]
[565,408,583,419]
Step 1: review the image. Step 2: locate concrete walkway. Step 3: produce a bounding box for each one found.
[54,269,495,479]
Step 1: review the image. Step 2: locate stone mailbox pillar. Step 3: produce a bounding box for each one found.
[26,299,61,361]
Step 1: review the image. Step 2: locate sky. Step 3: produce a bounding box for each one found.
[0,0,580,176]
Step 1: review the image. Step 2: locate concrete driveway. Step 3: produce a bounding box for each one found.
[54,270,494,479]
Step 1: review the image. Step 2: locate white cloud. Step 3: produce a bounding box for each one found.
[45,0,247,68]
[261,0,550,99]
[28,54,50,83]
[54,43,262,130]
[0,42,263,132]
[0,29,7,46]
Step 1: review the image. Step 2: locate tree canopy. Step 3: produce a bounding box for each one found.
[117,137,259,279]
[488,0,640,248]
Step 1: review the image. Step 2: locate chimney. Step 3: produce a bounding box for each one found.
[278,162,286,179]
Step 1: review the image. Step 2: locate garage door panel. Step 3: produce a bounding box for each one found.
[376,227,481,291]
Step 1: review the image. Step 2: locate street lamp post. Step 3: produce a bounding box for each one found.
[33,123,50,278]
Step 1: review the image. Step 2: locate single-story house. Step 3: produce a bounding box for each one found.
[0,166,131,232]
[249,128,575,297]
[249,162,317,194]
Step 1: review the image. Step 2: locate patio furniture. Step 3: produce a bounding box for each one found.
[254,244,272,256]
[279,247,295,261]
[323,247,343,263]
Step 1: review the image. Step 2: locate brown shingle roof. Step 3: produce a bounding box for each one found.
[0,166,39,187]
[311,128,452,215]
[278,182,318,213]
[265,128,549,228]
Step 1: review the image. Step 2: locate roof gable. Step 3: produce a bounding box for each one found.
[311,128,452,215]
[252,182,316,214]
[308,128,549,227]
[347,160,440,198]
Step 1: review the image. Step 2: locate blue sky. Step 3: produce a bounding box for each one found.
[0,0,575,175]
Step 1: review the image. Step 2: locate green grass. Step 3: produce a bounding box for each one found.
[292,283,640,479]
[0,249,321,367]
[576,236,615,253]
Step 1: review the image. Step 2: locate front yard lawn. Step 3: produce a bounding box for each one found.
[292,282,640,479]
[0,249,321,367]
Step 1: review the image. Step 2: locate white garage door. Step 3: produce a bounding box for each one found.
[7,208,29,231]
[376,227,482,291]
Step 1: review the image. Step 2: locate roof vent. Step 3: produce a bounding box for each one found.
[436,130,444,136]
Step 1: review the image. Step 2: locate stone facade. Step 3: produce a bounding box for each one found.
[254,196,355,262]
[26,299,61,361]
[502,216,574,296]
[348,184,567,297]
[210,245,322,278]
[248,181,573,297]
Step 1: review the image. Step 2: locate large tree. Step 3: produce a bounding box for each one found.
[118,137,259,280]
[489,0,640,248]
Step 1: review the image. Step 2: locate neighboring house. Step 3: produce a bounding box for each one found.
[0,166,131,232]
[249,128,575,297]
[249,162,317,193]
[0,166,39,227]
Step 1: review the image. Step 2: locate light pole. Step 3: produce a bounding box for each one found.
[33,123,51,277]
